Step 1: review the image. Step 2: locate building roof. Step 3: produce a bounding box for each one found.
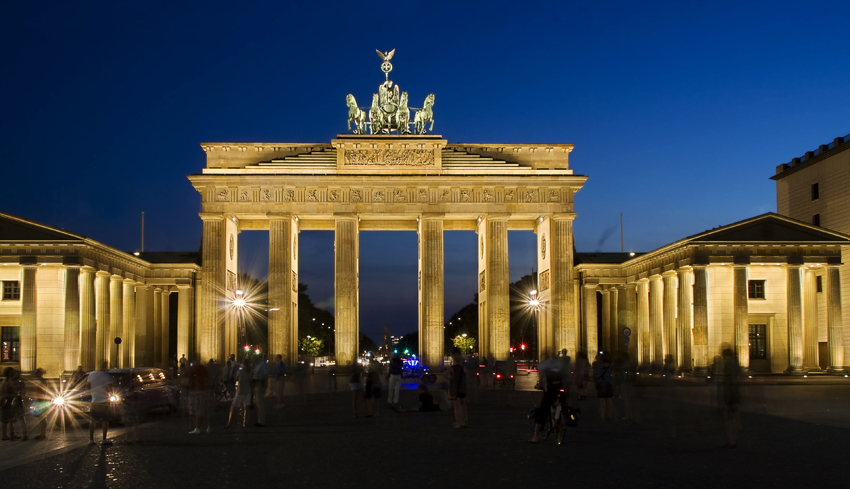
[771,131,850,181]
[0,212,84,242]
[574,252,645,265]
[135,251,201,265]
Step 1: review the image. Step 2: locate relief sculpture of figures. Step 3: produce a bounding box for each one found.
[414,93,435,135]
[369,94,383,134]
[346,94,366,134]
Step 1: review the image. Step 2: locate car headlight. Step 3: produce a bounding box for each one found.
[52,397,65,406]
[109,395,120,402]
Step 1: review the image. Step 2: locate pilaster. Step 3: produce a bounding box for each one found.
[419,215,444,368]
[826,264,846,374]
[199,213,226,363]
[732,263,749,371]
[618,284,637,359]
[268,213,298,366]
[161,289,170,365]
[649,275,663,364]
[582,283,598,358]
[20,264,38,373]
[692,265,709,373]
[550,214,576,360]
[676,268,693,373]
[802,269,820,371]
[609,287,619,357]
[62,266,81,373]
[786,264,804,374]
[177,285,192,363]
[662,271,677,364]
[334,215,359,366]
[79,267,97,371]
[636,279,650,368]
[600,289,611,354]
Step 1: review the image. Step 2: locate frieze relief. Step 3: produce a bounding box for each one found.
[343,149,435,166]
[479,270,486,292]
[215,188,230,202]
[540,270,550,292]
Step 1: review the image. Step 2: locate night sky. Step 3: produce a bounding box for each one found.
[3,1,849,340]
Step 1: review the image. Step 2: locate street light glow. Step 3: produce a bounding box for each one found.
[234,298,246,307]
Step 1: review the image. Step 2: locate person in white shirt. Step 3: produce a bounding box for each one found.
[87,362,114,446]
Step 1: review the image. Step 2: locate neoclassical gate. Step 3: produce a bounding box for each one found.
[189,135,585,367]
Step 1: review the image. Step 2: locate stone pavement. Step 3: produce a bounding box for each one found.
[1,377,850,488]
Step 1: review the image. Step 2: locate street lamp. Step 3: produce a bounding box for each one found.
[528,290,540,361]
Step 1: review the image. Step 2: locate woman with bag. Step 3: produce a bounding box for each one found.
[449,353,468,428]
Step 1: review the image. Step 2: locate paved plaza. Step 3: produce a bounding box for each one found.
[1,375,849,488]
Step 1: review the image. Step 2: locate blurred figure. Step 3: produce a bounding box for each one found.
[179,354,188,374]
[252,355,269,427]
[449,353,468,428]
[2,367,24,440]
[187,358,209,435]
[575,351,589,401]
[205,359,221,432]
[529,354,570,443]
[271,354,287,409]
[30,368,49,439]
[593,352,614,421]
[224,358,252,428]
[222,360,234,400]
[721,348,741,449]
[365,359,382,418]
[349,362,364,417]
[87,362,113,445]
[71,366,85,386]
[121,380,141,443]
[660,354,678,437]
[387,354,403,407]
[614,352,638,422]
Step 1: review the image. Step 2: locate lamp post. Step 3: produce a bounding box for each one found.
[234,290,246,362]
[528,289,539,362]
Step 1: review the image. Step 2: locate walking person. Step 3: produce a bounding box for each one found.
[593,352,614,421]
[224,358,252,429]
[188,358,209,435]
[252,355,269,427]
[349,362,364,417]
[204,359,221,432]
[179,354,188,374]
[2,367,25,441]
[30,368,50,440]
[387,354,403,407]
[271,354,287,409]
[71,365,85,387]
[528,356,567,443]
[121,380,141,444]
[449,353,468,428]
[575,351,589,401]
[364,359,382,418]
[87,362,113,445]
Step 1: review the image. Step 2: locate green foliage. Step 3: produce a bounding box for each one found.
[300,336,323,357]
[453,335,476,353]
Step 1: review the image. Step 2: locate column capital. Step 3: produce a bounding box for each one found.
[623,283,637,290]
[333,213,359,221]
[583,283,599,290]
[267,212,293,220]
[80,265,97,273]
[110,274,124,282]
[63,263,82,270]
[636,277,650,284]
[199,212,225,221]
[95,270,111,277]
[419,213,445,221]
[599,288,610,295]
[550,213,577,222]
[482,213,510,221]
[122,278,135,285]
[649,274,663,282]
[176,284,192,290]
[825,262,842,270]
[662,270,677,277]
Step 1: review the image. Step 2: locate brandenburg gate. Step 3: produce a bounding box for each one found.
[188,51,586,367]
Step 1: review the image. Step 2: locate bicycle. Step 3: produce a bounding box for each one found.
[528,387,580,445]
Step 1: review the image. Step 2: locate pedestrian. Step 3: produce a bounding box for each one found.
[271,354,286,409]
[221,360,233,400]
[205,359,221,432]
[575,351,589,401]
[349,362,364,418]
[449,352,468,428]
[364,359,382,418]
[387,354,403,407]
[170,355,179,379]
[30,368,50,440]
[252,355,269,427]
[614,352,637,421]
[71,365,85,387]
[224,358,252,429]
[179,354,188,374]
[87,362,113,445]
[2,367,25,441]
[529,356,566,443]
[721,348,741,449]
[593,352,614,421]
[188,358,209,435]
[121,380,141,443]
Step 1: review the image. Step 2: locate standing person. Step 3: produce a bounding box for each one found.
[2,367,23,441]
[170,355,179,379]
[349,362,364,417]
[387,354,403,407]
[30,368,50,440]
[271,354,287,409]
[205,359,221,432]
[179,354,188,374]
[188,358,209,435]
[87,362,113,446]
[593,352,614,421]
[575,351,589,401]
[364,359,382,418]
[221,360,233,400]
[721,348,741,449]
[252,355,269,427]
[224,359,252,429]
[449,353,468,428]
[528,357,566,443]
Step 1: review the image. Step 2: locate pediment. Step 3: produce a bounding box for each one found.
[0,213,83,241]
[690,214,849,243]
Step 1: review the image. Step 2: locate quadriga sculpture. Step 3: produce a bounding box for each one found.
[414,93,435,135]
[346,94,366,135]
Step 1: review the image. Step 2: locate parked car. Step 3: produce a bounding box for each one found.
[54,368,179,422]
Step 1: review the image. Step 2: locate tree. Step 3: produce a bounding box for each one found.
[299,336,322,357]
[453,335,476,354]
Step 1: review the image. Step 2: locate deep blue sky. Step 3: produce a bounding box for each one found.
[3,1,849,340]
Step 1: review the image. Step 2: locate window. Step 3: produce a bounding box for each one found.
[811,183,819,200]
[2,281,20,300]
[748,280,765,299]
[749,324,767,360]
[813,214,820,227]
[1,326,20,362]
[817,276,823,293]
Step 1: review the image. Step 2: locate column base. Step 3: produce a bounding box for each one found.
[826,366,848,375]
[784,366,806,375]
[804,367,824,374]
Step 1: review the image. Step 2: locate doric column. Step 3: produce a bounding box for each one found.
[161,289,170,366]
[636,279,650,368]
[583,283,598,358]
[551,215,576,359]
[79,267,97,371]
[177,285,192,362]
[109,275,123,368]
[419,215,444,368]
[20,264,38,373]
[618,284,637,358]
[122,279,135,368]
[802,269,820,371]
[677,268,693,373]
[134,282,148,366]
[662,271,677,364]
[478,216,510,360]
[609,287,618,356]
[732,263,750,371]
[600,289,611,354]
[62,265,81,373]
[692,264,709,373]
[199,213,226,364]
[95,270,111,367]
[145,286,155,364]
[649,275,663,364]
[786,264,804,374]
[153,288,162,364]
[334,215,359,366]
[268,213,298,366]
[826,264,846,374]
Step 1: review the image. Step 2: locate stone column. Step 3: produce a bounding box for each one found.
[479,216,510,360]
[583,284,598,358]
[269,213,296,366]
[662,271,677,365]
[95,271,110,367]
[123,279,135,368]
[177,285,192,363]
[826,264,846,374]
[419,215,444,368]
[600,289,611,354]
[20,264,38,373]
[161,289,170,365]
[692,265,709,373]
[636,279,650,368]
[334,215,359,366]
[551,215,576,359]
[199,213,225,364]
[145,286,155,363]
[786,264,804,374]
[618,284,637,358]
[802,269,820,371]
[153,288,162,365]
[649,276,663,365]
[609,287,618,356]
[677,268,693,373]
[79,267,97,372]
[135,283,148,366]
[63,266,81,373]
[109,275,123,368]
[732,263,750,371]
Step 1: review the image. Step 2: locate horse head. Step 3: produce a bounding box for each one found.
[346,94,357,108]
